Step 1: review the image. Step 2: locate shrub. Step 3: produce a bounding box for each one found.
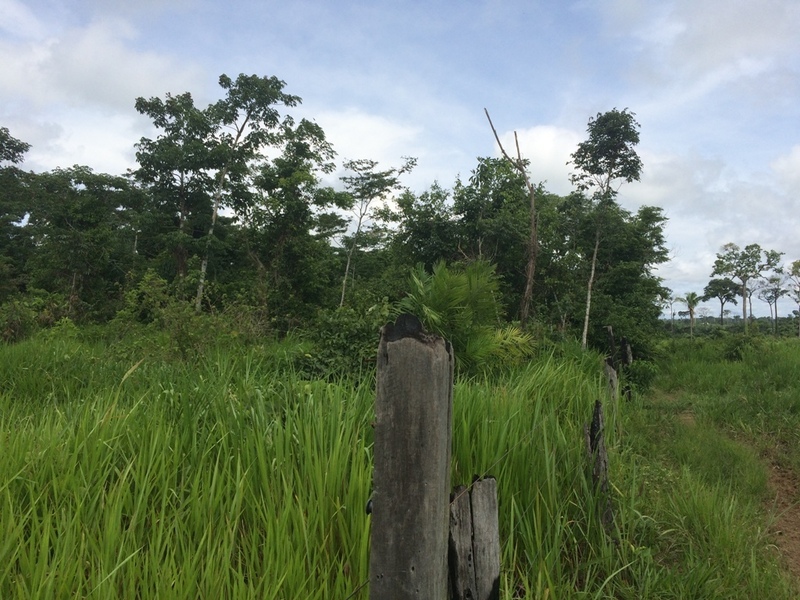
[300,300,391,379]
[721,333,763,362]
[0,298,38,343]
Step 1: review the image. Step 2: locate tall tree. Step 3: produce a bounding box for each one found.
[242,119,344,324]
[787,260,800,338]
[136,74,310,311]
[755,274,788,335]
[25,167,140,320]
[338,157,415,307]
[569,108,643,349]
[0,127,33,301]
[452,157,530,317]
[134,92,215,279]
[702,278,739,325]
[378,183,458,270]
[711,243,782,333]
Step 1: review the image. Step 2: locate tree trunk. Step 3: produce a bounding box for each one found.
[519,182,538,328]
[339,244,355,307]
[581,230,600,350]
[195,166,229,313]
[741,279,748,333]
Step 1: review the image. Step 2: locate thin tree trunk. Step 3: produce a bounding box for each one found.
[742,280,748,333]
[195,165,229,312]
[339,210,366,308]
[581,230,600,350]
[774,297,779,335]
[519,184,538,327]
[194,111,250,313]
[339,245,355,307]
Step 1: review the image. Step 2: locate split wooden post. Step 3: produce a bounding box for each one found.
[448,486,476,599]
[449,478,501,600]
[369,314,454,599]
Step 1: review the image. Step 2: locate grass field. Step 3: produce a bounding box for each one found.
[1,329,798,598]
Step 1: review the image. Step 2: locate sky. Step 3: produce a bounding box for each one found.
[2,0,799,317]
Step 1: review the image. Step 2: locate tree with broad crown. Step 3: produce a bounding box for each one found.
[711,243,782,333]
[136,74,322,312]
[0,127,33,300]
[702,278,739,326]
[569,108,643,349]
[569,108,643,196]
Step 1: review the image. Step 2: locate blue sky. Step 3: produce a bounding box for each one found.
[2,0,799,317]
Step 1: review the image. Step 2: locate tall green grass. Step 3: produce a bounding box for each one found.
[2,332,797,597]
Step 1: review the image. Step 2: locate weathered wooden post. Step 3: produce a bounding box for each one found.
[369,314,454,599]
[449,478,501,600]
[584,400,614,529]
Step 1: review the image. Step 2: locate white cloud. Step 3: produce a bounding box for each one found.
[0,9,204,173]
[0,18,202,111]
[0,0,48,39]
[495,125,583,196]
[772,145,800,193]
[309,108,425,187]
[23,110,141,174]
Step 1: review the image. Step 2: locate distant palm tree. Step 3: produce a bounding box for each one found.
[678,292,701,337]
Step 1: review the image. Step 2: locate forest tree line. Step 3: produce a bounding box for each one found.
[1,73,674,364]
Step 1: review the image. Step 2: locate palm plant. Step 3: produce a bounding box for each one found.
[393,260,534,373]
[678,291,701,337]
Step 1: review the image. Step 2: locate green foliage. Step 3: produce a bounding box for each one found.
[621,339,800,598]
[2,330,799,597]
[452,158,530,315]
[0,297,38,342]
[721,332,764,362]
[109,270,206,360]
[624,359,659,392]
[394,260,534,373]
[300,300,391,379]
[712,243,783,330]
[569,108,643,195]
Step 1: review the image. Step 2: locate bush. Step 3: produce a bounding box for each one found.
[0,298,38,343]
[721,333,763,362]
[299,300,391,379]
[624,359,659,392]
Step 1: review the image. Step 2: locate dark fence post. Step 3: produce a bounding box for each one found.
[585,400,614,529]
[369,314,454,599]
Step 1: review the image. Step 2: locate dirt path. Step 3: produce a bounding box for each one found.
[676,406,800,584]
[766,460,800,581]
